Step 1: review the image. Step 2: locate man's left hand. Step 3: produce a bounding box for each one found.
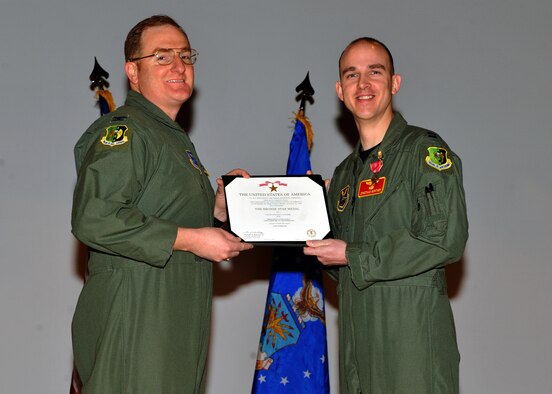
[304,239,348,266]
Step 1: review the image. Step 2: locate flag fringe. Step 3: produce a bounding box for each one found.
[295,110,313,151]
[96,89,116,113]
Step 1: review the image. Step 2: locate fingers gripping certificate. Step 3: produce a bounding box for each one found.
[222,175,331,246]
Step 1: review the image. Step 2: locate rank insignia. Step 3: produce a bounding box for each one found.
[425,147,452,171]
[101,125,128,146]
[185,150,202,173]
[337,185,350,212]
[358,177,386,198]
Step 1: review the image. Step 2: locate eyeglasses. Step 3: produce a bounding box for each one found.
[129,48,198,65]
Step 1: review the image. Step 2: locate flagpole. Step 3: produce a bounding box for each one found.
[252,73,330,394]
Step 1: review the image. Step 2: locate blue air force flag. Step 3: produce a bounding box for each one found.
[252,111,330,394]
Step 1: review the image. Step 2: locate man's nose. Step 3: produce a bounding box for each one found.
[358,75,371,89]
[171,56,187,72]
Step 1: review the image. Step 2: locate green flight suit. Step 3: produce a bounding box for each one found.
[328,113,468,393]
[71,91,215,393]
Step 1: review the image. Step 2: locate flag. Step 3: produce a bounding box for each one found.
[69,369,82,394]
[89,57,115,116]
[252,104,330,393]
[70,58,115,394]
[286,111,312,175]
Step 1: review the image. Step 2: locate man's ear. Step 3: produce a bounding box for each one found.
[391,74,402,95]
[125,61,139,86]
[335,80,344,102]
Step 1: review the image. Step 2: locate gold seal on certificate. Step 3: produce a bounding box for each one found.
[222,175,331,246]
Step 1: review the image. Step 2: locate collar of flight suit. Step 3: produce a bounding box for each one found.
[352,112,408,161]
[125,90,187,133]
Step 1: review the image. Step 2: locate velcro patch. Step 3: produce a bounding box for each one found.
[425,147,452,171]
[337,185,350,212]
[185,150,202,173]
[358,177,386,198]
[101,125,129,146]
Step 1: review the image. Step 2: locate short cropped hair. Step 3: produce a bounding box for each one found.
[124,15,188,61]
[338,37,395,75]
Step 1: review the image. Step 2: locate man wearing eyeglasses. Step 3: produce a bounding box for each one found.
[71,15,253,393]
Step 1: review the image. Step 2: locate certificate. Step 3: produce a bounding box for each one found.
[223,175,332,246]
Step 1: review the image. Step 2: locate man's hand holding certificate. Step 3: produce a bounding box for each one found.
[222,175,331,246]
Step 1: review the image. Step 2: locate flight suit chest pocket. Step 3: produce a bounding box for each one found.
[359,177,404,225]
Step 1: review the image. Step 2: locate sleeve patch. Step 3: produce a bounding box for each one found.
[101,125,129,146]
[425,147,452,171]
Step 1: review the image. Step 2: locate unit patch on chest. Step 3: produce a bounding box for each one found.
[185,150,203,173]
[101,125,129,146]
[336,185,350,212]
[358,177,386,198]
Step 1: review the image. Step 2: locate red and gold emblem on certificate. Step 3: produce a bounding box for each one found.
[358,177,386,198]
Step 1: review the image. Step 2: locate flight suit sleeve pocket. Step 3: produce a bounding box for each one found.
[412,179,448,240]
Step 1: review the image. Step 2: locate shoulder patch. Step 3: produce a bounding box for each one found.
[101,125,129,146]
[425,147,452,171]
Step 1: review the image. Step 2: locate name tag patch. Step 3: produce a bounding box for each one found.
[358,177,386,198]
